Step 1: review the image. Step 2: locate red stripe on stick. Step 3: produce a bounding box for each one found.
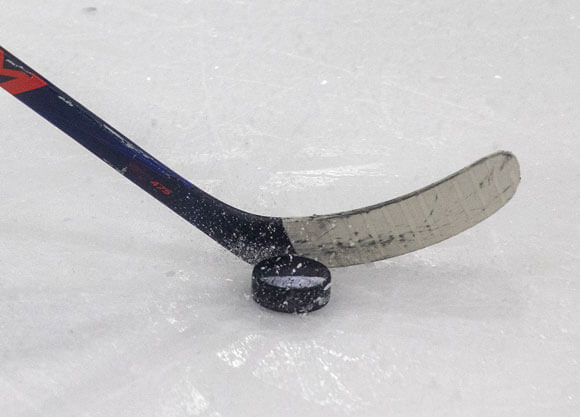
[0,49,47,95]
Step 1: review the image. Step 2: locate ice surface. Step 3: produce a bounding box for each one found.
[1,1,579,416]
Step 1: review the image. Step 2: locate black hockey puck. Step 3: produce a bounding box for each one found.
[252,255,331,313]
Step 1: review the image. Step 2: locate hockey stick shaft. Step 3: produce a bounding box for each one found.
[0,46,294,263]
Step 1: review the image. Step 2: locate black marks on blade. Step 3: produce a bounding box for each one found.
[304,231,410,256]
[307,232,409,258]
[83,6,98,14]
[499,154,511,171]
[479,171,495,189]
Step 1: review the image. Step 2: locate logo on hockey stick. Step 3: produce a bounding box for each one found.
[0,49,47,95]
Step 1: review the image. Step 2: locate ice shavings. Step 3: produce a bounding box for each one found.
[217,334,262,368]
[163,369,215,416]
[263,163,386,192]
[252,340,369,411]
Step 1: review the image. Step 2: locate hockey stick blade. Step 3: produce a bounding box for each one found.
[0,46,520,267]
[282,151,520,267]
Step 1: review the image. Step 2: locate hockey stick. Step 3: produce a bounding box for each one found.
[0,46,520,267]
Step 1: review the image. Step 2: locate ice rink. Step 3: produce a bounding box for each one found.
[1,1,579,416]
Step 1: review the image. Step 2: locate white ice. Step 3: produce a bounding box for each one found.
[1,1,579,416]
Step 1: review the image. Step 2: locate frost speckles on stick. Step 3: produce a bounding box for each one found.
[55,96,74,107]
